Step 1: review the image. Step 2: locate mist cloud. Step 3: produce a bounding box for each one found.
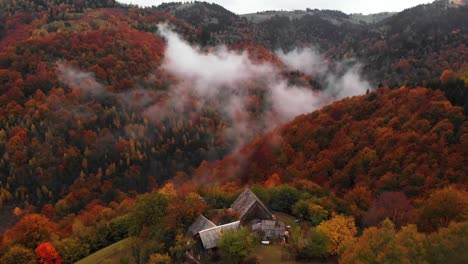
[158,24,323,123]
[57,24,372,151]
[277,48,328,76]
[157,24,370,125]
[270,81,322,119]
[159,25,274,96]
[277,47,371,99]
[57,62,105,96]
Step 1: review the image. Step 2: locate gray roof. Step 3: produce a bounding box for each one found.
[186,215,216,238]
[198,221,241,249]
[231,188,272,220]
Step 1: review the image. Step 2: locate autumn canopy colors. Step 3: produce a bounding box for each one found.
[0,0,467,263]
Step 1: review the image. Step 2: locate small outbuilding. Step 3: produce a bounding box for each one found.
[195,221,241,250]
[186,215,216,238]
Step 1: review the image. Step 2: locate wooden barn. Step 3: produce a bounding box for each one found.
[230,188,274,224]
[186,215,216,238]
[187,188,283,259]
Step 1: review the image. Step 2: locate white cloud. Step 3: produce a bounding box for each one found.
[156,24,369,146]
[57,62,105,96]
[277,48,327,76]
[159,24,274,97]
[57,25,371,149]
[270,81,322,119]
[158,24,324,123]
[277,47,370,100]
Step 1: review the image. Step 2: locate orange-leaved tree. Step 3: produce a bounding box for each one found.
[2,214,54,249]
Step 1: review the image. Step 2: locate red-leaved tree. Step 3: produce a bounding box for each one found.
[35,242,63,264]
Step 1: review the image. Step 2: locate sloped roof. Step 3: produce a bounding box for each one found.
[231,188,272,220]
[186,215,216,238]
[198,221,241,249]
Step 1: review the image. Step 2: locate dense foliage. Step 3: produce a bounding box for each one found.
[341,219,468,264]
[0,0,467,263]
[194,87,467,198]
[217,227,255,264]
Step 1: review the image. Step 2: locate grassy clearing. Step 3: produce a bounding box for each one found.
[255,243,336,264]
[75,238,134,264]
[274,212,298,224]
[273,212,313,230]
[255,244,297,264]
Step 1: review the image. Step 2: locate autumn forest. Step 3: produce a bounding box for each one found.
[0,0,467,263]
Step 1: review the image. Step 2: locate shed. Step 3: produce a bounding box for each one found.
[186,215,216,238]
[197,221,241,250]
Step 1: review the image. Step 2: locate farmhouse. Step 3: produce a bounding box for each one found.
[188,188,285,258]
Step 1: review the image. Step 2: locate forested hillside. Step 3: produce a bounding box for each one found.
[193,87,467,200]
[160,1,468,108]
[0,0,323,233]
[0,0,467,263]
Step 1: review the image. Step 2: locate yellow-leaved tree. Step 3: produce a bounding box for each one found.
[159,182,177,198]
[316,214,357,255]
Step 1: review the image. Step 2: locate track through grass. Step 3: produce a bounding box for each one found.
[75,237,133,264]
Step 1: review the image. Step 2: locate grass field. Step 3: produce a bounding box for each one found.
[255,244,337,264]
[274,212,298,224]
[273,212,313,230]
[75,238,134,264]
[255,244,297,264]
